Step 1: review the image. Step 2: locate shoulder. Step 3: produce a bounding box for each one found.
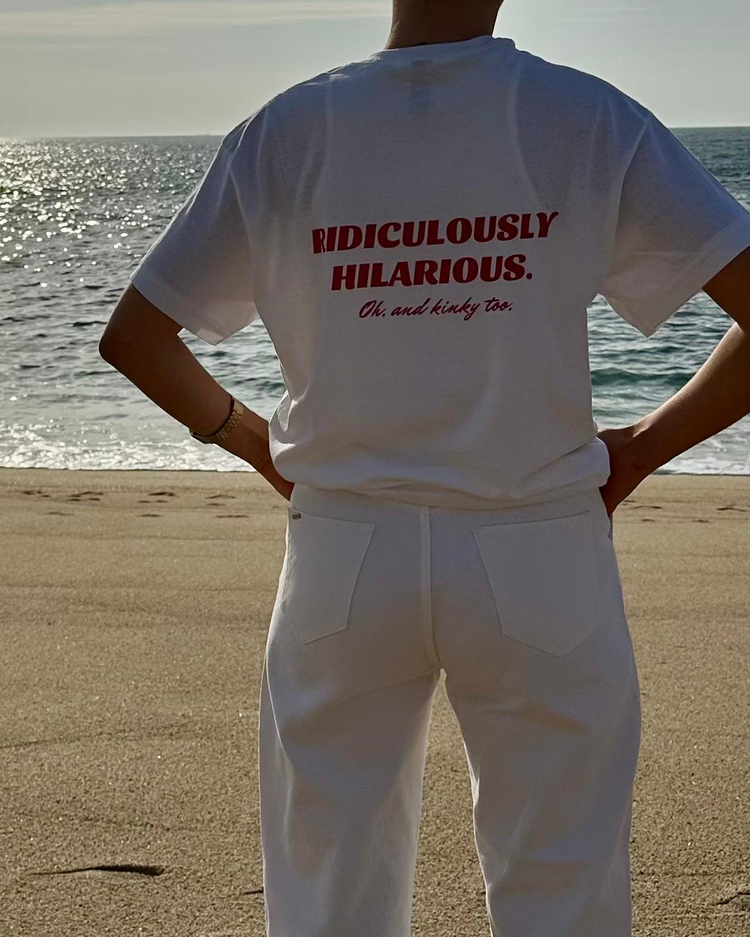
[513,45,652,129]
[265,59,375,125]
[218,93,286,157]
[219,60,365,156]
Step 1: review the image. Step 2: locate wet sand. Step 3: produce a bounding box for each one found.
[1,467,748,936]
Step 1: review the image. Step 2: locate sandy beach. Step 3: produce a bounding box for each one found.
[1,467,747,937]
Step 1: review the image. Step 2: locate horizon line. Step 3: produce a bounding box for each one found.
[4,124,750,141]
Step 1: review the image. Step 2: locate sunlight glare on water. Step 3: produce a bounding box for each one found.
[1,128,748,473]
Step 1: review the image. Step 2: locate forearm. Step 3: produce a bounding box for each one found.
[100,331,271,469]
[630,320,750,473]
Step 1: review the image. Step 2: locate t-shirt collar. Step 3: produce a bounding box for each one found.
[364,33,506,64]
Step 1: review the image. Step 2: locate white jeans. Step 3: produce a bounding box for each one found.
[258,484,641,937]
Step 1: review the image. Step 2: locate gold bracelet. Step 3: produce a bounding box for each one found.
[189,397,245,445]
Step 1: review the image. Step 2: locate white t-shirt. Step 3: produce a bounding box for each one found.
[129,33,750,509]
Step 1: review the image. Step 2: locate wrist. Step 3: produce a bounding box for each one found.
[220,407,269,467]
[627,413,667,476]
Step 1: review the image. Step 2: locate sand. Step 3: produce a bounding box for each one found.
[0,467,748,937]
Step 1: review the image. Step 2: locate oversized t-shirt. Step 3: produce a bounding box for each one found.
[129,33,750,509]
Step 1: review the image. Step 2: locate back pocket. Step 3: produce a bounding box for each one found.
[280,507,375,645]
[472,509,601,657]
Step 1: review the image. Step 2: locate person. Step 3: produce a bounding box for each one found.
[99,1,750,934]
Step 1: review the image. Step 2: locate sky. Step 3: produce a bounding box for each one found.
[1,0,748,137]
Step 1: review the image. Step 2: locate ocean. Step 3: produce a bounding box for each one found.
[1,126,748,475]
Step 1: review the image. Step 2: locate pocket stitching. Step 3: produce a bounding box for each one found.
[472,509,602,657]
[285,509,376,646]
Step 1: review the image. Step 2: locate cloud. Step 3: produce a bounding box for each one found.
[0,0,388,40]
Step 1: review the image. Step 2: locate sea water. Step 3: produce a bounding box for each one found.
[1,127,748,473]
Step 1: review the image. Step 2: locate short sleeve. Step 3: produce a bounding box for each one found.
[129,122,259,346]
[600,112,750,337]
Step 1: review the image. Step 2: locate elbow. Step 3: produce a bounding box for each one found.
[99,327,135,366]
[98,319,138,363]
[98,333,121,364]
[99,283,184,363]
[99,325,180,368]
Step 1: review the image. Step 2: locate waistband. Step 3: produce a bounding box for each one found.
[290,482,609,527]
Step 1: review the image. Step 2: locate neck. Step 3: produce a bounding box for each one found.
[384,0,501,50]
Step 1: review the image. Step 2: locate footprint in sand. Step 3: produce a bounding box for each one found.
[148,491,175,497]
[138,513,161,518]
[207,493,235,499]
[717,504,748,512]
[217,514,249,519]
[46,511,73,516]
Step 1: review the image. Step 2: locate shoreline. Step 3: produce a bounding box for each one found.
[2,464,748,477]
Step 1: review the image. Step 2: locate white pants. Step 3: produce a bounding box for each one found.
[258,484,641,937]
